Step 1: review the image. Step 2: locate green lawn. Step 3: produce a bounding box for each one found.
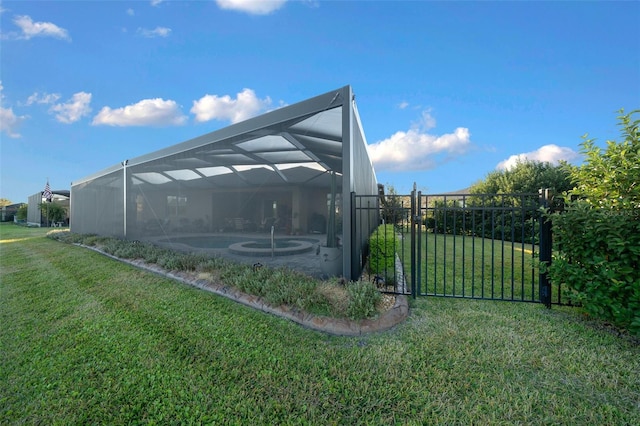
[395,230,574,304]
[398,231,539,301]
[1,223,639,424]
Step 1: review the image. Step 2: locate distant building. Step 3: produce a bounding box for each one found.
[27,190,70,227]
[1,203,25,222]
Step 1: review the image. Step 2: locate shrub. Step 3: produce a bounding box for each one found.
[424,216,436,230]
[549,204,640,333]
[367,224,399,284]
[315,281,349,317]
[547,109,640,335]
[137,244,165,264]
[196,256,228,273]
[82,234,109,247]
[346,281,382,320]
[155,252,204,272]
[49,232,382,320]
[100,239,125,256]
[229,264,270,297]
[263,269,315,309]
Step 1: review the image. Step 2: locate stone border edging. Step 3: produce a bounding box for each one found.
[80,244,409,336]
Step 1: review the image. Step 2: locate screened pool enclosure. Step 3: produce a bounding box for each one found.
[71,86,379,280]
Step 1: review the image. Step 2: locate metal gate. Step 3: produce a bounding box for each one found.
[354,189,559,306]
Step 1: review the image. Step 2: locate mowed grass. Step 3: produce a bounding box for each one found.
[398,230,556,302]
[1,223,639,424]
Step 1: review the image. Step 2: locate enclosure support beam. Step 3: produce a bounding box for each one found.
[342,85,353,280]
[122,160,128,238]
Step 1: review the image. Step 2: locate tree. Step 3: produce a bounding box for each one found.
[457,161,571,243]
[0,198,12,207]
[380,184,409,227]
[16,204,28,221]
[547,109,640,335]
[38,202,67,224]
[470,160,573,195]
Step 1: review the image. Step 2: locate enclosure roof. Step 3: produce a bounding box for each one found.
[74,86,357,189]
[31,190,70,202]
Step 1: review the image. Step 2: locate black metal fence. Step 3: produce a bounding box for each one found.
[415,191,542,303]
[352,194,411,294]
[354,189,567,306]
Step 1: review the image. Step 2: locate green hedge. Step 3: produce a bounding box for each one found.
[547,203,640,335]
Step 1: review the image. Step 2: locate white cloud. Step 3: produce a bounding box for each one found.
[191,88,272,124]
[126,8,135,16]
[496,144,579,171]
[216,0,287,15]
[0,81,27,138]
[413,109,436,131]
[138,26,171,38]
[12,15,71,41]
[398,101,409,110]
[92,98,187,127]
[48,92,92,124]
[24,92,61,106]
[368,112,472,172]
[0,106,25,138]
[150,0,165,6]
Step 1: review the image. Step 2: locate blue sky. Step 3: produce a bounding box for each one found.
[1,0,638,203]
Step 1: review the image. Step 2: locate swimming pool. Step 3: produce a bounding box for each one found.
[160,236,248,249]
[159,235,319,255]
[228,238,316,256]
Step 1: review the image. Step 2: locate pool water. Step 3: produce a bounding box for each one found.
[242,241,301,249]
[161,235,318,250]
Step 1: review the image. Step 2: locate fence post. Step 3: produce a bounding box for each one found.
[416,190,422,298]
[410,183,417,299]
[538,188,553,308]
[350,191,358,280]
